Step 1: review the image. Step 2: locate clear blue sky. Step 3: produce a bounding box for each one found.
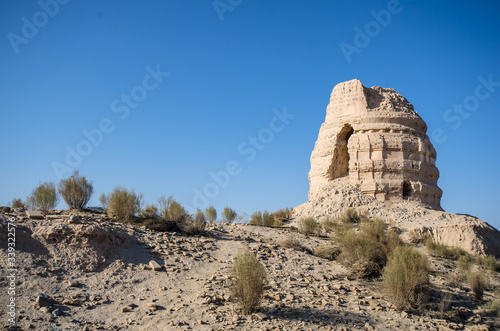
[1,1,499,229]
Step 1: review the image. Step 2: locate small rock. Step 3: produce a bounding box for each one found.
[149,260,162,271]
[121,306,132,313]
[26,210,44,219]
[39,306,52,314]
[254,312,268,321]
[64,280,80,287]
[36,294,57,307]
[68,215,80,224]
[146,303,157,310]
[52,308,63,317]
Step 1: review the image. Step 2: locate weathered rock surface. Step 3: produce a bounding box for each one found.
[309,79,441,209]
[295,79,500,257]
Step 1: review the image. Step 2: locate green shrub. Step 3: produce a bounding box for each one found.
[278,236,305,251]
[383,246,430,310]
[11,198,26,209]
[158,195,187,222]
[99,192,109,209]
[58,170,93,209]
[222,206,237,224]
[231,249,266,314]
[141,204,159,218]
[142,218,176,232]
[458,254,474,272]
[106,187,143,221]
[194,208,207,232]
[321,217,336,233]
[297,217,319,236]
[334,219,403,278]
[337,208,368,224]
[177,212,206,235]
[250,210,278,227]
[205,205,217,224]
[272,207,293,223]
[408,229,422,244]
[479,255,498,272]
[27,182,59,212]
[313,245,341,260]
[424,235,468,259]
[468,271,485,301]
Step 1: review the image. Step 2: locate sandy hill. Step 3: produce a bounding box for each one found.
[1,208,499,331]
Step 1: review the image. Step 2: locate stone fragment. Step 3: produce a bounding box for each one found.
[35,294,58,307]
[26,210,44,219]
[149,260,162,271]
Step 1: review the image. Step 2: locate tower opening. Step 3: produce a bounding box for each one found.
[402,181,412,199]
[329,124,354,180]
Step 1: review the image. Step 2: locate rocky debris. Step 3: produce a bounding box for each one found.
[26,210,44,219]
[1,208,499,331]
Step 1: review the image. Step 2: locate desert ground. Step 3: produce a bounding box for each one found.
[0,207,499,331]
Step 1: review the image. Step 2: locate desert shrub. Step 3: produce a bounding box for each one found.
[408,229,422,244]
[250,211,277,227]
[205,206,217,224]
[177,212,206,235]
[231,249,266,314]
[313,244,341,260]
[158,195,187,222]
[383,246,430,310]
[278,236,305,251]
[334,219,403,278]
[424,235,468,259]
[193,208,207,232]
[106,187,143,221]
[468,271,485,301]
[272,207,293,223]
[11,198,26,209]
[321,217,336,233]
[99,193,109,209]
[458,254,474,272]
[479,255,498,272]
[27,182,59,212]
[143,218,176,232]
[337,208,368,224]
[58,170,93,209]
[297,217,319,236]
[437,292,453,318]
[222,206,237,224]
[141,204,159,218]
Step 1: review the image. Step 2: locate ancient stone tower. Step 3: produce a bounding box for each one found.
[308,79,442,209]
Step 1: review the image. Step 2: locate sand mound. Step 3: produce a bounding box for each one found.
[293,182,500,257]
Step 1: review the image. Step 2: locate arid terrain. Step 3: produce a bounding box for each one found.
[1,207,499,331]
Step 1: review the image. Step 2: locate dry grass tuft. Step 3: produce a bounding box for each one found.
[231,249,266,314]
[58,170,93,210]
[106,187,143,221]
[27,182,59,212]
[468,271,485,301]
[297,217,319,236]
[313,245,340,260]
[278,237,305,252]
[383,245,430,311]
[424,235,468,259]
[334,219,403,278]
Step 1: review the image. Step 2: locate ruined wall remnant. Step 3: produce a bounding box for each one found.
[308,79,442,209]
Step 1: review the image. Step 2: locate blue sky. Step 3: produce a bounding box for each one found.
[1,0,499,229]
